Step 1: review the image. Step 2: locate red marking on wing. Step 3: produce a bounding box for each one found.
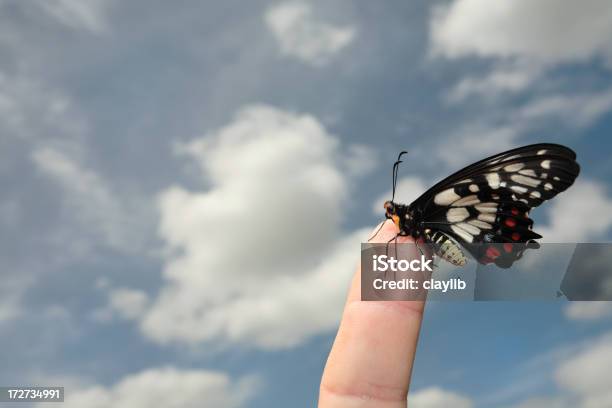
[505,218,517,228]
[486,246,501,259]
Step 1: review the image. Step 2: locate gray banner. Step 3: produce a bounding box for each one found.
[0,387,64,403]
[361,243,612,301]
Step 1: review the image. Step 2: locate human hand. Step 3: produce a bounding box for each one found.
[319,219,425,408]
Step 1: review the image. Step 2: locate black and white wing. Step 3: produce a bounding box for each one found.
[409,143,580,268]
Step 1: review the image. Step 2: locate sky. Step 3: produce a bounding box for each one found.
[1,0,612,407]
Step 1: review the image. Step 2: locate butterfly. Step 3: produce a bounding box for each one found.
[378,143,580,268]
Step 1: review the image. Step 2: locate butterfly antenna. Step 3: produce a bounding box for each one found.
[391,151,407,202]
[392,162,400,201]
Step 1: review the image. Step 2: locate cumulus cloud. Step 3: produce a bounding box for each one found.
[430,0,612,64]
[555,332,612,407]
[408,386,473,408]
[435,86,612,167]
[140,105,370,350]
[430,0,612,110]
[537,179,612,242]
[565,302,612,321]
[39,367,258,408]
[265,1,355,66]
[494,331,612,408]
[31,146,153,254]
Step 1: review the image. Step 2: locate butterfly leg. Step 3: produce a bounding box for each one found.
[415,239,439,270]
[384,234,400,281]
[384,234,399,257]
[367,221,387,243]
[393,235,400,281]
[414,240,424,257]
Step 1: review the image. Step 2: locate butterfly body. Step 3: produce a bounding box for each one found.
[429,231,467,266]
[382,143,580,268]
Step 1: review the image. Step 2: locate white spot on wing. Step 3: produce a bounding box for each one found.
[457,222,480,235]
[452,195,480,207]
[486,173,500,189]
[537,149,547,155]
[478,213,495,222]
[469,184,479,192]
[434,188,460,205]
[511,174,541,187]
[504,163,524,172]
[510,185,528,194]
[544,182,553,191]
[475,202,497,213]
[519,169,537,177]
[451,225,473,243]
[469,219,492,229]
[447,207,470,222]
[541,160,551,169]
[530,191,541,198]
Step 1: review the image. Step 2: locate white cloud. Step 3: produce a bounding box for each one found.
[342,144,377,177]
[108,288,149,320]
[433,82,612,166]
[435,124,519,168]
[265,1,355,66]
[0,73,86,142]
[447,63,542,102]
[0,275,32,324]
[408,387,473,408]
[517,88,612,128]
[0,296,20,323]
[430,0,612,65]
[39,367,258,408]
[555,332,612,408]
[33,0,111,34]
[537,179,612,242]
[93,287,150,322]
[565,302,612,321]
[140,105,369,350]
[494,331,612,408]
[430,0,612,118]
[371,176,427,214]
[31,146,153,254]
[508,396,574,408]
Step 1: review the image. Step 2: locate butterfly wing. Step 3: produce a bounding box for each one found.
[409,143,580,268]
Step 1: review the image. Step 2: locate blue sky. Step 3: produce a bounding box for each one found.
[1,0,612,407]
